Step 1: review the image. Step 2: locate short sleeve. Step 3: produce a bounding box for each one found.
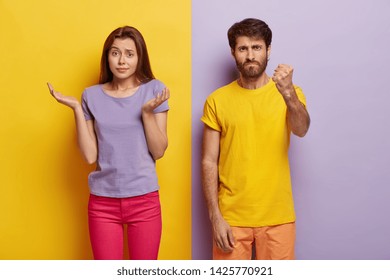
[294,86,307,107]
[152,80,169,114]
[81,90,94,121]
[201,96,221,132]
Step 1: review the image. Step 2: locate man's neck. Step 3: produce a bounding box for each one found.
[238,73,270,90]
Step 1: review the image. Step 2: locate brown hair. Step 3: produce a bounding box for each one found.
[99,26,155,84]
[228,18,272,50]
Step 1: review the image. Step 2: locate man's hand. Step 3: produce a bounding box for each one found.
[272,65,310,137]
[212,215,235,253]
[272,64,295,99]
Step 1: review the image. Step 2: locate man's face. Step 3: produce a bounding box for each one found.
[232,36,270,80]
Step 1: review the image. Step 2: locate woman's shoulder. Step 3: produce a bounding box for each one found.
[84,84,102,93]
[141,79,166,95]
[82,84,103,102]
[144,79,164,86]
[82,84,102,96]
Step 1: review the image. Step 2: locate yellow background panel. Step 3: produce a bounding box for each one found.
[0,0,191,259]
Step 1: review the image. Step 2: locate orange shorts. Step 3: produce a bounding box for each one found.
[213,222,296,260]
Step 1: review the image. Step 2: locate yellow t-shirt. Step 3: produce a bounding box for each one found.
[201,79,307,227]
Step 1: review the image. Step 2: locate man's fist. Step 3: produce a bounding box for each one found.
[272,64,294,98]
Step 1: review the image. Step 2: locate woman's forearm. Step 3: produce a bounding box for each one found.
[73,105,98,164]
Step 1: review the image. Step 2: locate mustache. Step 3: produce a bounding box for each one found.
[243,60,261,66]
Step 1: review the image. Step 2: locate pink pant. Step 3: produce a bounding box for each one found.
[88,191,162,260]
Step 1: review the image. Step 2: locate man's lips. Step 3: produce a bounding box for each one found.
[244,61,260,67]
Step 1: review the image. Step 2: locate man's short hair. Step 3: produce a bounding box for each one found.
[228,18,272,50]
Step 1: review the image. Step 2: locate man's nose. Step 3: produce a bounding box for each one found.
[246,49,255,61]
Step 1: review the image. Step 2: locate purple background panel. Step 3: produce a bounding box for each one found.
[192,0,390,259]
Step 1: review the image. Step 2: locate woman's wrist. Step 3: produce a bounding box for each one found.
[141,109,154,118]
[73,103,83,112]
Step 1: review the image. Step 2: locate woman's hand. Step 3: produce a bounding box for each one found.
[141,88,169,160]
[47,82,80,110]
[142,88,170,114]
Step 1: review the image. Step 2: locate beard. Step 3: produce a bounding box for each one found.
[236,57,268,80]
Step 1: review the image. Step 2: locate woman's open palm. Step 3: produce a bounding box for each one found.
[142,88,170,114]
[47,82,80,109]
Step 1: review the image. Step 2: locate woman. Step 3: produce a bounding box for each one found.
[48,26,169,260]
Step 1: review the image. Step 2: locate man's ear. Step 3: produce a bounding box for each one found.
[231,48,235,57]
[267,45,272,60]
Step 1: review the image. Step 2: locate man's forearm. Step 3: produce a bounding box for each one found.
[283,89,310,137]
[201,160,222,221]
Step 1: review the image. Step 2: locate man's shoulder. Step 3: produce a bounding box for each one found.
[207,80,237,100]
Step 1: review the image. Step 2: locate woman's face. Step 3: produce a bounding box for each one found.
[108,38,138,82]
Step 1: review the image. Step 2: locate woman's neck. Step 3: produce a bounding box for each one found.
[109,77,140,91]
[103,78,141,97]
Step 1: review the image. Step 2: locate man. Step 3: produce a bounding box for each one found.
[201,18,310,260]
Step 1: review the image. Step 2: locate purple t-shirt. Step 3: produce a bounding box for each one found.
[81,79,169,198]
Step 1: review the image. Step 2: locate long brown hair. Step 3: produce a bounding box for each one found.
[99,26,155,84]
